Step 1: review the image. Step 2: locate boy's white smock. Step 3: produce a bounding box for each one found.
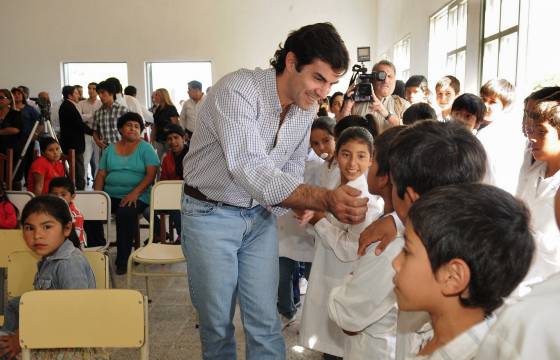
[299,174,384,357]
[515,159,560,297]
[328,231,404,359]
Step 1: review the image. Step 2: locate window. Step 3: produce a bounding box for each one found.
[145,62,212,109]
[62,62,128,92]
[481,0,520,84]
[428,0,468,87]
[392,36,411,80]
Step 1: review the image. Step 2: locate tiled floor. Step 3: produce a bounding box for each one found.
[108,226,323,360]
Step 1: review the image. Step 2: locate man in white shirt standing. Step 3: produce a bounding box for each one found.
[179,80,206,138]
[78,82,102,184]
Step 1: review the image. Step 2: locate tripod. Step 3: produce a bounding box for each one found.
[12,118,58,181]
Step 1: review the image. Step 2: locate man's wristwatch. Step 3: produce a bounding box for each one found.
[384,111,394,121]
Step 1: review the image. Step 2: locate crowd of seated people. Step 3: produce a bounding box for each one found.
[0,77,203,276]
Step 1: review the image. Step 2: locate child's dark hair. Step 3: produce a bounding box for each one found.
[528,92,560,130]
[336,126,374,157]
[389,121,486,199]
[335,115,377,139]
[48,176,76,195]
[402,103,437,125]
[408,183,535,314]
[451,93,486,128]
[39,137,59,154]
[311,116,336,137]
[373,125,407,177]
[436,75,460,94]
[21,195,80,248]
[480,79,515,109]
[164,123,186,138]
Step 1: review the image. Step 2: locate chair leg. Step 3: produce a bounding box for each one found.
[144,264,150,300]
[126,255,133,289]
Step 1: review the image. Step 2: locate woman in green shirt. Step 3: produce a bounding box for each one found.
[94,112,160,274]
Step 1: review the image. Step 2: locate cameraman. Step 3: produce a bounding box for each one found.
[340,60,409,133]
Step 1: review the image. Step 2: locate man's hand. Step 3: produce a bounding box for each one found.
[358,215,397,256]
[368,93,389,118]
[0,333,21,359]
[327,185,368,224]
[337,85,356,120]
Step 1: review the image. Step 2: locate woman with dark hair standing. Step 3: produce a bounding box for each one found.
[94,112,160,274]
[0,89,23,189]
[11,87,40,185]
[151,88,179,159]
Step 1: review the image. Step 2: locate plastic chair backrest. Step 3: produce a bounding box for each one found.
[7,251,39,297]
[0,230,29,267]
[7,250,110,297]
[6,191,34,217]
[74,191,111,250]
[84,251,110,289]
[19,289,147,356]
[148,181,183,243]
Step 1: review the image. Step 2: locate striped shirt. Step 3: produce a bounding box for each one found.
[92,101,128,144]
[183,67,316,213]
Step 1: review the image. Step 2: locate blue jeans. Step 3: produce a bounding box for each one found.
[181,195,285,360]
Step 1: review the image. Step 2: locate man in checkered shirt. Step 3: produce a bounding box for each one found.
[92,80,128,149]
[181,23,369,360]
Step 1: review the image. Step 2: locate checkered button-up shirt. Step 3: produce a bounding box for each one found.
[183,67,317,214]
[92,102,128,144]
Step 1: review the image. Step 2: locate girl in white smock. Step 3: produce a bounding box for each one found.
[299,127,384,358]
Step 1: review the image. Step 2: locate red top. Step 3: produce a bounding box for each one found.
[161,150,182,180]
[27,156,65,195]
[69,202,85,247]
[0,200,17,229]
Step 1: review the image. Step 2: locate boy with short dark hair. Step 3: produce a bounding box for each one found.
[151,123,187,242]
[450,93,486,132]
[48,176,86,249]
[402,103,437,125]
[393,184,534,359]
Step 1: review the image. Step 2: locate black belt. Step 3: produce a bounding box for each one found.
[183,184,249,208]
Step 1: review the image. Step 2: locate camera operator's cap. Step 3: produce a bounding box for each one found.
[96,80,116,95]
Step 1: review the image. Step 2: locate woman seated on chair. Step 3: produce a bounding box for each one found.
[94,112,159,275]
[27,137,65,196]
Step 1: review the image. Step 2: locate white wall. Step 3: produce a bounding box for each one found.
[374,0,483,93]
[0,0,376,104]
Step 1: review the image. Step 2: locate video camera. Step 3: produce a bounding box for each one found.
[349,64,387,103]
[30,96,51,122]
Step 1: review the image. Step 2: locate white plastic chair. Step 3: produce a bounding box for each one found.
[19,289,148,360]
[6,191,34,217]
[126,180,185,298]
[74,190,111,251]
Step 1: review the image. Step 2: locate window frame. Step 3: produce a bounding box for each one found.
[428,0,468,86]
[144,60,212,109]
[480,0,521,85]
